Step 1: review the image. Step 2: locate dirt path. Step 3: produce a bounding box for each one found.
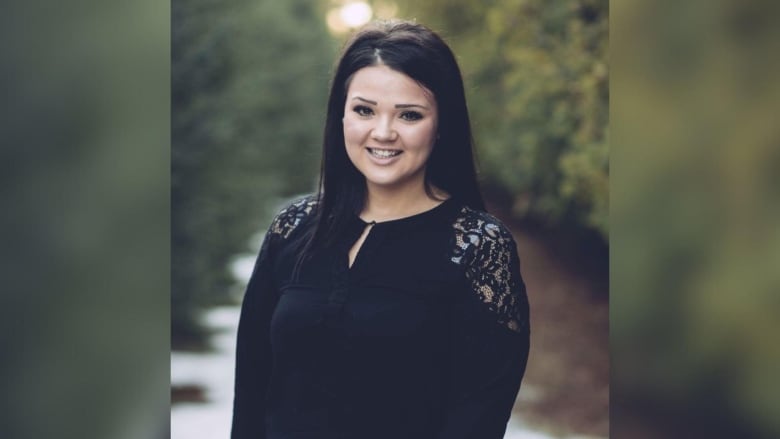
[508,221,609,438]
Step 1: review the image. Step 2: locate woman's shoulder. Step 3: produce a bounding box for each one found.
[449,205,528,333]
[268,194,319,240]
[449,205,516,265]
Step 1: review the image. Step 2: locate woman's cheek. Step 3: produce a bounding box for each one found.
[345,121,370,146]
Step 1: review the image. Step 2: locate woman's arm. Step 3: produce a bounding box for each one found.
[231,231,278,439]
[231,196,317,438]
[439,214,531,439]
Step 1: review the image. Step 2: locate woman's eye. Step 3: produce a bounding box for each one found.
[400,111,423,121]
[353,105,373,117]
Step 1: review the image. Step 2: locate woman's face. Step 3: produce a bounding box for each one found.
[343,64,438,194]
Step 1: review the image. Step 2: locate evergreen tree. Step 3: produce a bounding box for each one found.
[172,0,335,344]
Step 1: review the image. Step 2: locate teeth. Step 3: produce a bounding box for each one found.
[369,148,401,159]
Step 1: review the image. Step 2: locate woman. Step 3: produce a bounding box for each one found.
[232,20,530,439]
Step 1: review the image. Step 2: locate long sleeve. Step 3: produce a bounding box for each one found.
[440,213,531,439]
[231,196,317,438]
[231,231,278,439]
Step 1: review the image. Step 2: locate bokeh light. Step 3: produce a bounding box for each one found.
[341,2,372,27]
[327,1,373,34]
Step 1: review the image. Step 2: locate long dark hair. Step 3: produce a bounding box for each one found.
[299,19,485,263]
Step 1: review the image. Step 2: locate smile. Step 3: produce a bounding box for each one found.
[367,147,402,159]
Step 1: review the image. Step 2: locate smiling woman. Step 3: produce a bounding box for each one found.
[343,65,438,196]
[231,20,530,439]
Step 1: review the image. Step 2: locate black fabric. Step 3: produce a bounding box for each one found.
[231,196,530,439]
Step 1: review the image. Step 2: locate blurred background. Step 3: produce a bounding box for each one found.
[172,0,608,438]
[611,1,780,437]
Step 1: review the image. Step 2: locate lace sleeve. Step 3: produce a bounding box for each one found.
[451,207,529,333]
[268,195,318,239]
[231,195,317,439]
[440,208,530,438]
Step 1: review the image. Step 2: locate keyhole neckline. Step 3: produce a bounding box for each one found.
[356,197,454,227]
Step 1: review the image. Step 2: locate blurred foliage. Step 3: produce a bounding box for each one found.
[172,0,335,344]
[612,0,780,437]
[1,1,170,438]
[393,0,609,239]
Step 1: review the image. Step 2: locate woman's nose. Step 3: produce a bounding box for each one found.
[371,117,397,142]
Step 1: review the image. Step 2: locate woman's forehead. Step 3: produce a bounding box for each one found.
[346,65,436,106]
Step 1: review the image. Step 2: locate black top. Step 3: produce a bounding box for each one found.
[231,196,530,439]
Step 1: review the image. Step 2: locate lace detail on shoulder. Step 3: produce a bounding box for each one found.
[269,196,318,239]
[450,207,528,333]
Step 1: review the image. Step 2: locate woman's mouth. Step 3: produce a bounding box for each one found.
[367,147,402,159]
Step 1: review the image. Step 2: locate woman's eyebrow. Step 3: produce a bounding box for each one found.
[352,96,377,105]
[395,103,428,110]
[351,96,429,110]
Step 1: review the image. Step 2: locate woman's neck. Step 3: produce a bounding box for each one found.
[361,184,448,223]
